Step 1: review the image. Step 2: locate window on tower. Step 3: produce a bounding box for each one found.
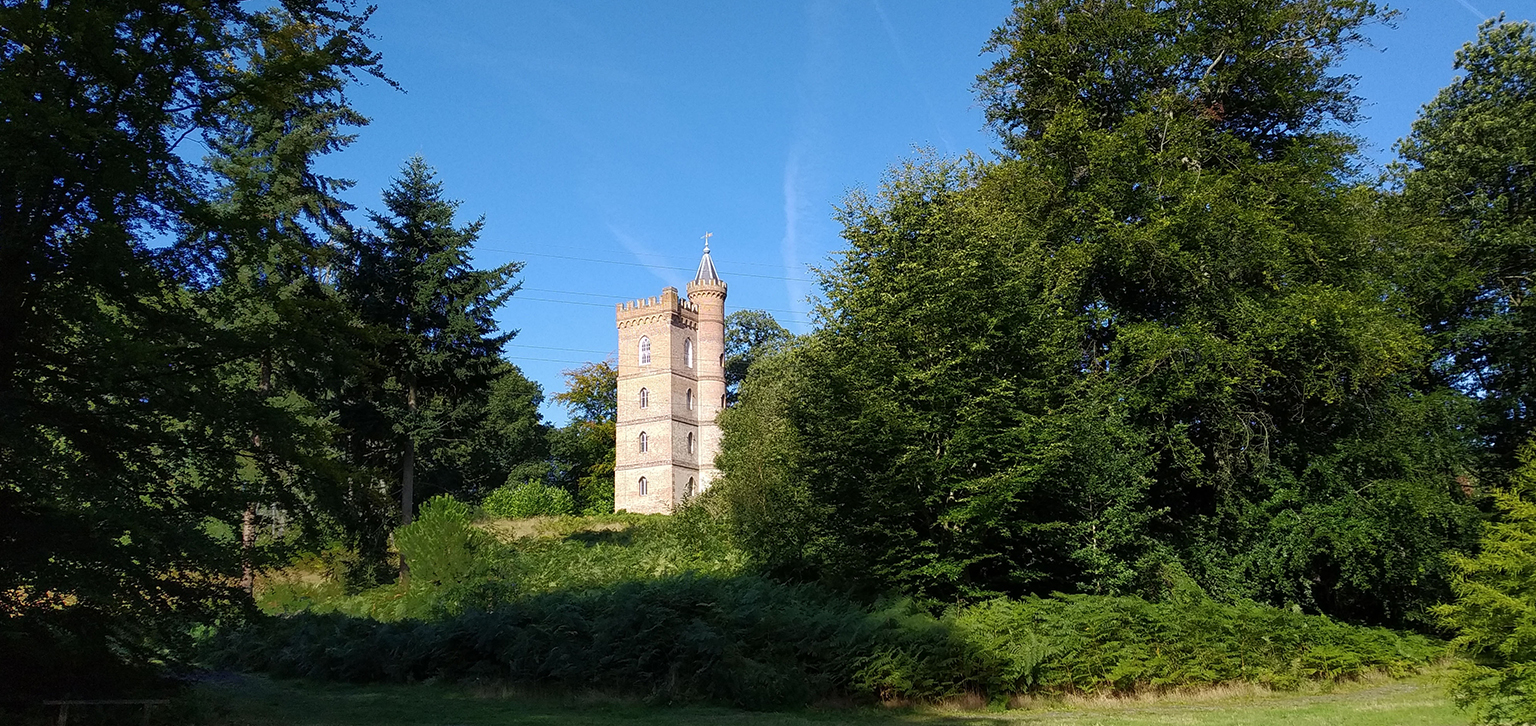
[686,389,693,410]
[685,338,693,368]
[639,387,648,408]
[638,431,648,453]
[639,336,651,365]
[685,477,694,497]
[687,431,695,453]
[639,477,648,496]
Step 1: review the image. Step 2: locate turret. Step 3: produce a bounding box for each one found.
[686,240,728,491]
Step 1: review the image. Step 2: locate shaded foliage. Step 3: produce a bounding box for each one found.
[0,0,383,694]
[716,0,1479,625]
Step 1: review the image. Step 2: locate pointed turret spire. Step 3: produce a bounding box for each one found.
[695,232,721,283]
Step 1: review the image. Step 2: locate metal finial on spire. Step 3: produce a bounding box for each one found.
[694,233,721,284]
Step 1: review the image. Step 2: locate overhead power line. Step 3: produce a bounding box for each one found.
[475,246,818,283]
[518,286,812,319]
[506,342,615,355]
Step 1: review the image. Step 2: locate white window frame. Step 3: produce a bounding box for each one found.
[639,336,651,365]
[639,387,648,408]
[638,431,648,453]
[639,477,648,496]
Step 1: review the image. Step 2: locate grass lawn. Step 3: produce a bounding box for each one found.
[185,671,1469,726]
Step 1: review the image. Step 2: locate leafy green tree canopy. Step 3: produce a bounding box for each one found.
[0,0,383,692]
[720,0,1478,625]
[1398,18,1536,471]
[724,309,793,403]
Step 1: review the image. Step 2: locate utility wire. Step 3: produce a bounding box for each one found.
[519,286,812,319]
[475,246,817,283]
[506,342,615,355]
[510,294,814,323]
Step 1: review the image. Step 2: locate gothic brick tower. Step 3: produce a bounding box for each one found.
[613,241,727,514]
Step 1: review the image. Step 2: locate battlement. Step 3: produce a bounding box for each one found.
[615,285,706,324]
[614,296,699,314]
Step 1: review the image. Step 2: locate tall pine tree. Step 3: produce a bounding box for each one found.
[339,157,520,553]
[184,7,380,594]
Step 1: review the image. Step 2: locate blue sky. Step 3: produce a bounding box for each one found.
[317,1,1531,424]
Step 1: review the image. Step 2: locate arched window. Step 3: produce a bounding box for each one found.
[638,431,648,453]
[687,432,695,453]
[638,336,651,365]
[719,353,724,367]
[638,477,648,496]
[685,477,695,497]
[684,338,694,368]
[721,394,727,408]
[639,387,648,408]
[686,389,693,410]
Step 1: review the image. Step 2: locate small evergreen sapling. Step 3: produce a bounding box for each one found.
[1439,439,1536,724]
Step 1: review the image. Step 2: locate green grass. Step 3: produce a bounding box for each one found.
[184,671,1466,726]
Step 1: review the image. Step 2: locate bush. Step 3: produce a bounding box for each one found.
[394,495,487,606]
[210,582,1439,709]
[483,480,574,518]
[1438,438,1536,724]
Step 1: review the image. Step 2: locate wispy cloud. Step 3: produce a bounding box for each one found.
[872,0,955,153]
[608,224,684,288]
[781,151,813,326]
[1455,0,1488,20]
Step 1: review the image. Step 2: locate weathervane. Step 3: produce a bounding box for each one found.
[701,231,713,253]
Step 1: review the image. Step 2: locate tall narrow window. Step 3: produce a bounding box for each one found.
[686,389,693,410]
[721,394,727,408]
[687,432,695,453]
[638,431,648,453]
[685,477,695,497]
[638,336,651,365]
[639,387,648,408]
[639,477,648,496]
[684,338,694,368]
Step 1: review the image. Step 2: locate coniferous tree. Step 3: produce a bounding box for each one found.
[185,8,378,594]
[339,157,521,544]
[0,0,382,691]
[1438,438,1536,724]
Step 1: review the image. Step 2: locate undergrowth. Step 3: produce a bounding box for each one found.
[219,499,1442,710]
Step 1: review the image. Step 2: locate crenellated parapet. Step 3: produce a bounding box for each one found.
[616,286,700,330]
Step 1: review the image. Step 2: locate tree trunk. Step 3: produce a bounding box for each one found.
[399,378,417,581]
[241,352,272,595]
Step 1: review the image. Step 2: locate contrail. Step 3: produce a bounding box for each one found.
[1454,0,1488,20]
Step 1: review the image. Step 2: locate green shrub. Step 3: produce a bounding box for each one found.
[210,583,1439,709]
[1438,438,1536,724]
[222,497,1439,708]
[395,495,485,595]
[207,575,920,709]
[483,480,574,518]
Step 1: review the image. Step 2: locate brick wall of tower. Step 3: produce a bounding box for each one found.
[614,287,704,514]
[686,279,727,491]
